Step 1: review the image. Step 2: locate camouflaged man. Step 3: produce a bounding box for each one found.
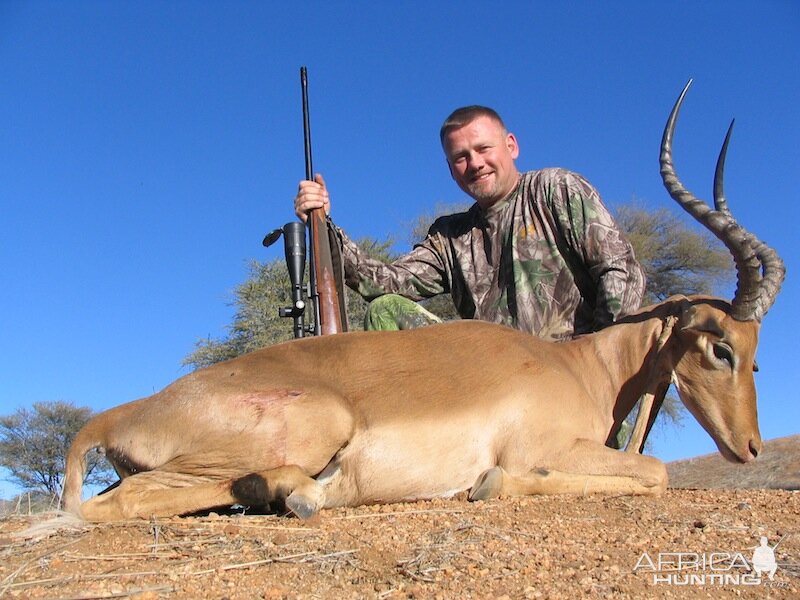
[294,106,645,341]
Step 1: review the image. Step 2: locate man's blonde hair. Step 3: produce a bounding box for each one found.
[439,105,507,146]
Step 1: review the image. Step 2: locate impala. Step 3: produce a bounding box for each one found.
[63,82,784,521]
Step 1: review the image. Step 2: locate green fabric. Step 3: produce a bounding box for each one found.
[364,294,443,331]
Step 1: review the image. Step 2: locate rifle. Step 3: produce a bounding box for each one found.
[263,67,346,338]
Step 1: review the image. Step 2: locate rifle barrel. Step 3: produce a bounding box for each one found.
[301,66,313,182]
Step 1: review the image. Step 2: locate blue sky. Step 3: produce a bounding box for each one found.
[1,1,798,499]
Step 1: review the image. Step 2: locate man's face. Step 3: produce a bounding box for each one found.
[443,115,520,209]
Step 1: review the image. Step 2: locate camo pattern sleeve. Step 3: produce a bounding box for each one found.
[334,168,645,341]
[334,223,450,301]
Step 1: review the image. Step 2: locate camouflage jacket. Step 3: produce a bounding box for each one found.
[335,168,646,340]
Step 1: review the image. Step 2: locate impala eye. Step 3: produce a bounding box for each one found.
[712,343,734,368]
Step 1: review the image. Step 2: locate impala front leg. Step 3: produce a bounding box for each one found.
[469,442,668,501]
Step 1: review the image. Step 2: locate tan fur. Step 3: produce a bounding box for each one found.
[62,295,763,521]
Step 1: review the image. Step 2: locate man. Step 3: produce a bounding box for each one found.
[294,106,645,340]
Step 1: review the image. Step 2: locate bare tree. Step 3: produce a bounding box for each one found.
[0,401,114,499]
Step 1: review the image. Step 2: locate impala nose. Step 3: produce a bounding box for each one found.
[748,438,761,460]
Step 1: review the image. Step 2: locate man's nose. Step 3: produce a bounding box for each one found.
[467,152,485,171]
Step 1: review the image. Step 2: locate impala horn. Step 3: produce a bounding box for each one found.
[659,80,785,321]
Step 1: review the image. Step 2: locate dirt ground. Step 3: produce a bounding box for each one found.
[1,489,798,599]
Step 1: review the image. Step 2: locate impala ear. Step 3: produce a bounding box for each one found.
[678,303,725,338]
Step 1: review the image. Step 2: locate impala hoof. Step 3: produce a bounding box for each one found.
[286,492,320,519]
[469,466,503,501]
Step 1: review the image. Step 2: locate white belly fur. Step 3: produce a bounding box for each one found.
[319,423,497,507]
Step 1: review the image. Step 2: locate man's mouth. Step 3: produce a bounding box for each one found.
[470,171,494,184]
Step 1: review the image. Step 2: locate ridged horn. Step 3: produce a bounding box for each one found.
[659,80,785,321]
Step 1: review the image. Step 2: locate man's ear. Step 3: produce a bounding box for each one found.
[445,157,455,180]
[506,132,520,159]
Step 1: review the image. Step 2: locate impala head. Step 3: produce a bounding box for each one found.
[668,297,761,462]
[660,81,785,463]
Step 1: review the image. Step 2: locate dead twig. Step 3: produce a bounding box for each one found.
[187,549,358,576]
[61,551,183,562]
[333,508,465,520]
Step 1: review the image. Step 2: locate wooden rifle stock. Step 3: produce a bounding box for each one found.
[301,67,344,336]
[308,208,343,335]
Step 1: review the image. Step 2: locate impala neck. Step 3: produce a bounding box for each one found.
[584,304,680,434]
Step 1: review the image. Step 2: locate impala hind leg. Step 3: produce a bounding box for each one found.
[78,466,326,521]
[78,471,238,522]
[231,465,325,519]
